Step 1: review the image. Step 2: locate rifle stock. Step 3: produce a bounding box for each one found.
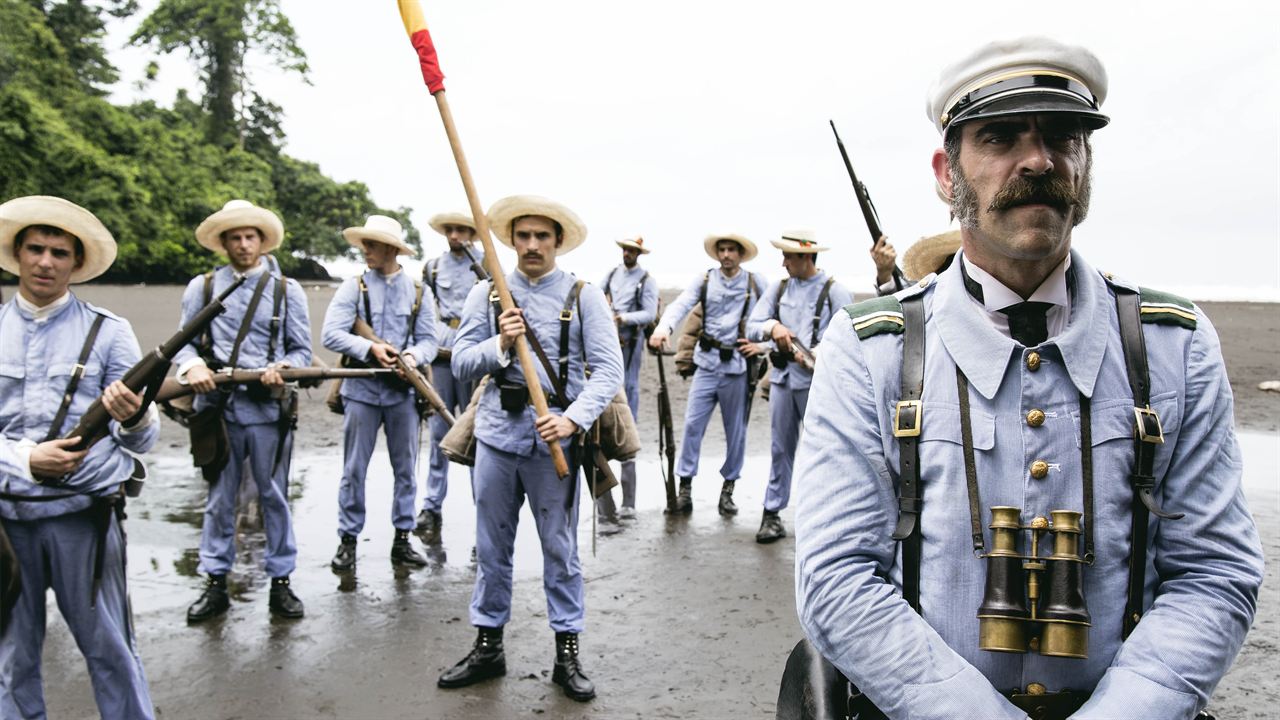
[350,318,455,426]
[830,120,905,288]
[156,367,391,404]
[59,274,248,453]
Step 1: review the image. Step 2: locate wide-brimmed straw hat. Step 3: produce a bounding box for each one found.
[344,215,415,256]
[0,195,117,283]
[770,228,828,254]
[487,195,587,254]
[195,199,284,254]
[903,229,962,281]
[615,236,650,254]
[428,212,477,237]
[703,233,757,263]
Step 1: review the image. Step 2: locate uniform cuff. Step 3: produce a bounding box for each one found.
[121,404,159,435]
[177,357,207,380]
[494,337,511,367]
[16,438,36,482]
[1072,667,1199,720]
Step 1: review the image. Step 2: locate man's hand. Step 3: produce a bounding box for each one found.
[614,313,623,327]
[737,338,765,358]
[186,365,217,394]
[770,323,795,353]
[648,328,670,351]
[260,362,290,387]
[497,308,526,354]
[871,235,897,286]
[369,343,400,369]
[102,380,143,423]
[30,437,89,478]
[535,413,578,443]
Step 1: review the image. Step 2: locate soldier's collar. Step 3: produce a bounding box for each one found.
[15,290,73,323]
[960,254,1071,312]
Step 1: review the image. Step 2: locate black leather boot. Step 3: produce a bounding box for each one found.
[391,530,428,567]
[552,631,596,701]
[415,508,442,544]
[671,477,693,515]
[756,510,786,544]
[438,626,506,688]
[186,574,230,624]
[718,480,738,516]
[268,576,304,619]
[331,534,357,572]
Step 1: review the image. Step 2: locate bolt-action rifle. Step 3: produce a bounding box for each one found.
[351,318,455,425]
[155,367,391,403]
[652,347,677,512]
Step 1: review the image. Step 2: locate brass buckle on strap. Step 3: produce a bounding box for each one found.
[1134,406,1164,444]
[893,400,923,438]
[559,309,574,322]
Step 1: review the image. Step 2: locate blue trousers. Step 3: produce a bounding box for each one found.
[422,360,474,513]
[338,396,420,537]
[676,368,747,482]
[766,382,810,512]
[471,441,583,633]
[1,510,153,720]
[199,420,297,577]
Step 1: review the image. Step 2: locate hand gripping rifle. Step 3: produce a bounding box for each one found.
[351,318,455,426]
[58,275,247,453]
[652,346,678,513]
[154,367,393,403]
[830,120,905,290]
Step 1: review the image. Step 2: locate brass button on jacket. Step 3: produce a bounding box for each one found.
[1026,352,1041,371]
[1030,460,1049,479]
[1026,409,1046,427]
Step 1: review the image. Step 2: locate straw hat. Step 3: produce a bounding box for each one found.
[343,215,415,256]
[0,196,117,283]
[903,229,962,281]
[487,195,587,254]
[428,212,477,237]
[703,233,757,263]
[770,228,828,254]
[615,236,650,254]
[195,200,284,254]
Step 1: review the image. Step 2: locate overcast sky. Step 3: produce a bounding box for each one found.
[106,0,1279,300]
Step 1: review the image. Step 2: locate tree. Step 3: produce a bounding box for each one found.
[35,0,138,93]
[129,0,308,147]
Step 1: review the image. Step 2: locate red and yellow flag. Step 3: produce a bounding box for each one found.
[397,0,445,93]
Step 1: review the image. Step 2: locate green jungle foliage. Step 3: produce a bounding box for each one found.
[0,0,419,282]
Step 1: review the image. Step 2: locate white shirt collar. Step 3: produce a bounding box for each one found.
[233,260,268,279]
[15,290,72,323]
[516,267,555,286]
[965,253,1072,312]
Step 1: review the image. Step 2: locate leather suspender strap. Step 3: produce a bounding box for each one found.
[892,292,926,613]
[357,276,373,325]
[698,270,710,313]
[955,368,985,555]
[558,281,585,396]
[226,270,272,371]
[812,277,835,346]
[603,267,615,305]
[488,285,573,407]
[736,272,755,340]
[44,314,107,442]
[772,279,789,323]
[266,270,286,363]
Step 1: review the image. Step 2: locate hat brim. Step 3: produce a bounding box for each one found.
[343,228,415,256]
[195,205,284,255]
[770,239,828,254]
[615,240,650,254]
[947,93,1109,135]
[0,196,116,283]
[704,234,757,263]
[903,230,962,281]
[428,212,477,237]
[487,196,587,255]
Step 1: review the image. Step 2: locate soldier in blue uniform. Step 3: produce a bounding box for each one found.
[436,195,622,702]
[596,235,658,521]
[793,38,1263,720]
[176,200,312,623]
[0,196,159,719]
[416,211,484,544]
[745,230,851,543]
[322,215,437,572]
[648,233,764,515]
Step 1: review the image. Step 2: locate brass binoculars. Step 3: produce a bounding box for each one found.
[977,507,1091,659]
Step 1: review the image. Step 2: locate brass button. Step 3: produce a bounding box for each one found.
[1030,460,1049,479]
[1026,409,1046,427]
[1026,682,1047,695]
[1026,351,1041,371]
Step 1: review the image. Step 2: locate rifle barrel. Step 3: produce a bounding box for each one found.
[829,120,904,286]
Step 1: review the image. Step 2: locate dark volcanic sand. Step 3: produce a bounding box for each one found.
[24,283,1279,719]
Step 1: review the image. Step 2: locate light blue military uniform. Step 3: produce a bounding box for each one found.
[322,268,437,537]
[175,262,312,579]
[656,268,761,482]
[601,263,659,506]
[452,269,623,632]
[420,248,483,514]
[793,251,1263,719]
[746,271,851,512]
[0,294,159,719]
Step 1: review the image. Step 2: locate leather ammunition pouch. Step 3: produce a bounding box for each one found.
[769,349,792,369]
[497,382,530,413]
[187,400,230,483]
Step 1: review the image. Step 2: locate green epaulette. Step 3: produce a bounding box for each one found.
[1138,287,1197,330]
[844,295,905,340]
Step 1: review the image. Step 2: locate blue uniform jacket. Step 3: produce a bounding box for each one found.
[451,268,624,457]
[321,269,438,407]
[426,248,485,352]
[793,251,1263,719]
[656,268,761,376]
[0,296,159,520]
[173,263,312,426]
[746,270,852,390]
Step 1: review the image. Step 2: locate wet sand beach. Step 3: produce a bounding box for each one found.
[27,283,1280,719]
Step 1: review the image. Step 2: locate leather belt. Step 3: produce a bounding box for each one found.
[1006,688,1087,720]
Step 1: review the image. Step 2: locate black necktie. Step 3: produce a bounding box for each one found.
[1001,302,1052,347]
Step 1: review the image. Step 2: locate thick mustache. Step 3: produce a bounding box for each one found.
[522,253,543,260]
[989,175,1078,213]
